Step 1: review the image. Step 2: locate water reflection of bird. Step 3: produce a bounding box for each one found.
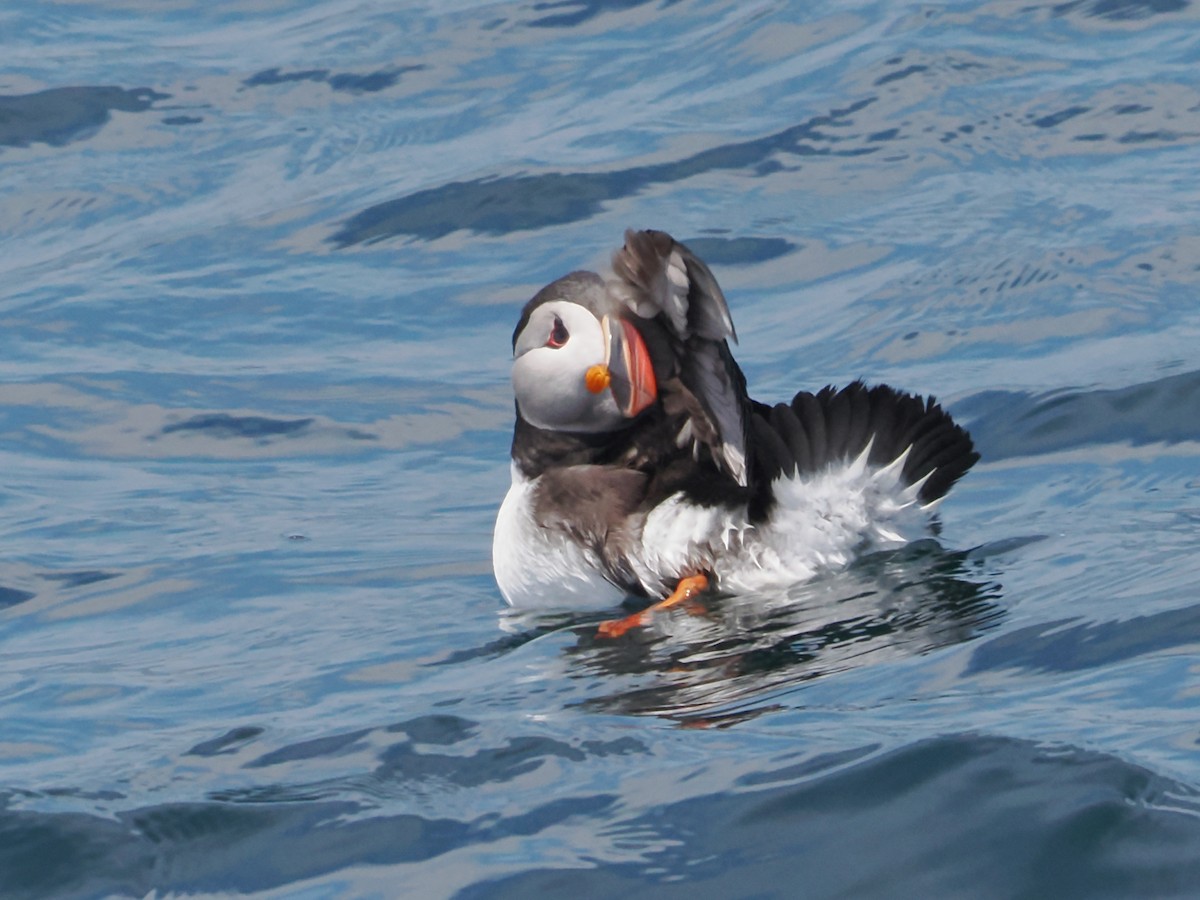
[494,230,979,638]
[568,543,1006,724]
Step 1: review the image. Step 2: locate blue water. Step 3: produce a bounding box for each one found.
[4,0,1200,896]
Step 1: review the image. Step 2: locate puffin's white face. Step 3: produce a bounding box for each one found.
[512,300,657,434]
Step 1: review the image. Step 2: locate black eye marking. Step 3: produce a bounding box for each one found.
[547,316,569,349]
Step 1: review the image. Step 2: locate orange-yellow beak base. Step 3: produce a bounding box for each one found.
[585,364,611,394]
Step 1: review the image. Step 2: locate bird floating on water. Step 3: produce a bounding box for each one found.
[493,229,978,637]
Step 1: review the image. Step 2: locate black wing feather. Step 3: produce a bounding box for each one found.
[609,229,750,486]
[769,402,807,477]
[752,381,978,505]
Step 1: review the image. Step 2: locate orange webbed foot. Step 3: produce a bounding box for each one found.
[596,610,648,639]
[596,573,710,639]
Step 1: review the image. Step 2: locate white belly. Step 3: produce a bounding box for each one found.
[492,464,627,610]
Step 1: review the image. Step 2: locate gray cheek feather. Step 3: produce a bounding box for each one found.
[513,359,624,433]
[514,366,582,430]
[514,313,639,434]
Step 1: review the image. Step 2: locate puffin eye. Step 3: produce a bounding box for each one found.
[547,316,569,349]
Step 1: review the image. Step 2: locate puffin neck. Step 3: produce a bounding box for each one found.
[510,413,639,479]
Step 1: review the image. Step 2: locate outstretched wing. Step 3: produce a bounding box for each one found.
[608,229,750,486]
[750,382,980,504]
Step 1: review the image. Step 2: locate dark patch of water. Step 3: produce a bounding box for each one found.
[0,86,166,148]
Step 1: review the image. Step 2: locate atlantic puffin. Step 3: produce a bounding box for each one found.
[493,229,978,637]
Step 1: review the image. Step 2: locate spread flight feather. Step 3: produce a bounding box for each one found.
[608,229,750,486]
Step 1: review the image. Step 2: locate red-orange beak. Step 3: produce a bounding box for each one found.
[593,315,657,418]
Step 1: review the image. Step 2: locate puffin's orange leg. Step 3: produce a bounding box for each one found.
[597,573,711,639]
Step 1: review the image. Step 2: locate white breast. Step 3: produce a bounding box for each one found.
[492,464,627,610]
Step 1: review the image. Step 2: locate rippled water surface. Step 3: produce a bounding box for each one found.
[4,0,1200,896]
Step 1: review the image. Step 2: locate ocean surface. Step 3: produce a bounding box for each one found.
[3,0,1200,896]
